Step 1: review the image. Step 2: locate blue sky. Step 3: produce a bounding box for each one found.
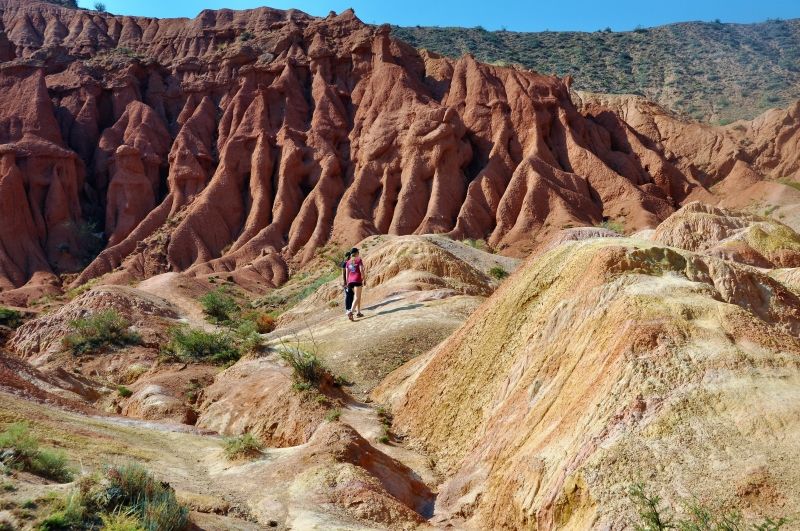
[81,0,800,32]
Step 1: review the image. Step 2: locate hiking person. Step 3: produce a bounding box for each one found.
[341,250,353,315]
[346,247,365,321]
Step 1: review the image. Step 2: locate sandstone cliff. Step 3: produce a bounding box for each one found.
[1,0,799,302]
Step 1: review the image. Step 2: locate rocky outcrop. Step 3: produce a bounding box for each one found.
[652,201,800,267]
[195,358,328,447]
[375,230,800,528]
[0,0,799,302]
[9,284,177,362]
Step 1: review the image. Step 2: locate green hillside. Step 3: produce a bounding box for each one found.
[392,19,800,124]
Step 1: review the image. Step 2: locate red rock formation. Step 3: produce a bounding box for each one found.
[0,0,799,299]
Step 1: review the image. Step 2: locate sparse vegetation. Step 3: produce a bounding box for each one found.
[280,349,326,385]
[488,266,508,280]
[779,178,800,192]
[0,307,23,328]
[239,30,254,42]
[598,219,625,234]
[629,483,788,531]
[117,385,133,398]
[0,423,73,483]
[223,433,263,460]
[100,509,145,531]
[255,270,340,316]
[62,309,141,355]
[325,409,341,422]
[38,464,187,531]
[65,278,99,300]
[164,326,241,365]
[391,19,800,123]
[463,238,489,251]
[39,491,87,530]
[94,2,107,12]
[233,320,264,354]
[240,311,276,334]
[200,288,240,324]
[376,406,393,444]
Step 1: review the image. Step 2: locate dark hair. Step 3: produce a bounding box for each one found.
[350,247,359,255]
[344,250,352,258]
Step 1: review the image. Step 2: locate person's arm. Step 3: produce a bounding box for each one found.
[359,261,366,286]
[342,263,347,287]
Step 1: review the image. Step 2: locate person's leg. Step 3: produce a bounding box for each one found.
[352,285,362,315]
[345,285,354,314]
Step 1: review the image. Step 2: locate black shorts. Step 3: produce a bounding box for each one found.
[348,282,362,288]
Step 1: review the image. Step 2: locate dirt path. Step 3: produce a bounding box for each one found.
[138,273,214,330]
[0,385,439,530]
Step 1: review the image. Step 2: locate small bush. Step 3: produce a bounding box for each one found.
[280,349,326,385]
[31,449,73,483]
[39,491,86,530]
[325,409,341,422]
[239,30,254,42]
[234,320,264,353]
[0,423,73,483]
[223,433,263,460]
[463,238,488,251]
[94,2,106,12]
[629,483,787,531]
[101,508,144,531]
[117,386,133,398]
[62,309,141,355]
[488,266,508,280]
[0,307,23,328]
[138,491,187,530]
[598,219,625,234]
[242,312,275,334]
[199,288,239,324]
[165,326,241,365]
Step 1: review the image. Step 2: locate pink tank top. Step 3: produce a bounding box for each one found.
[347,258,363,284]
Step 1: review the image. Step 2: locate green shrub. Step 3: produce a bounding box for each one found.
[0,307,23,328]
[38,491,86,530]
[39,464,188,531]
[117,386,133,398]
[598,219,625,234]
[31,449,73,483]
[138,491,187,531]
[165,326,241,365]
[325,409,341,422]
[629,483,787,531]
[488,266,508,280]
[101,508,144,531]
[0,423,73,483]
[62,310,141,355]
[280,349,326,385]
[223,433,263,460]
[779,178,800,192]
[94,2,106,12]
[239,30,254,42]
[462,238,488,251]
[199,288,239,324]
[233,320,263,354]
[103,464,188,530]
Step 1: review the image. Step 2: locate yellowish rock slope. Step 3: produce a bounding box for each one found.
[376,206,800,529]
